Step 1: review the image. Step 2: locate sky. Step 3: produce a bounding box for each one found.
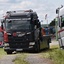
[0,0,64,24]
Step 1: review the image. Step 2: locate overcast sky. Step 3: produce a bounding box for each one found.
[0,0,64,24]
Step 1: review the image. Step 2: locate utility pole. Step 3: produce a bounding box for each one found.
[45,14,48,27]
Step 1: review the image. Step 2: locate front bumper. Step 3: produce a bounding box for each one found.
[4,42,36,51]
[4,46,35,51]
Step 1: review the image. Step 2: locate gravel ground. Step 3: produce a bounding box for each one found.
[25,54,54,64]
[0,55,16,64]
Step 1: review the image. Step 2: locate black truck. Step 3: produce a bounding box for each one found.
[1,10,51,54]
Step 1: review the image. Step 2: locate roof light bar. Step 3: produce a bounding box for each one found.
[6,9,33,14]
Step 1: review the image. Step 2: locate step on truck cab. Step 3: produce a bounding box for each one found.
[1,10,51,54]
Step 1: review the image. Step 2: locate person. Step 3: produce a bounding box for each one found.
[41,28,46,35]
[45,27,49,35]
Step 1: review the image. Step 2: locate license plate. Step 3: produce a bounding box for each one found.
[18,34,25,37]
[18,34,22,37]
[16,49,23,51]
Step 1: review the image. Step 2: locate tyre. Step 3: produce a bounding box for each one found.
[46,41,50,50]
[6,51,12,54]
[35,40,40,53]
[47,43,50,49]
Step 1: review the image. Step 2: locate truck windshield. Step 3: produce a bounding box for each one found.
[5,18,31,31]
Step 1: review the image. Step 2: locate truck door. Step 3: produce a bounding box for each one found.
[33,19,41,41]
[58,15,64,48]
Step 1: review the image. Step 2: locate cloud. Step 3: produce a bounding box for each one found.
[8,1,45,23]
[9,1,34,10]
[0,0,64,24]
[0,10,4,14]
[0,0,54,24]
[0,10,4,19]
[0,0,55,24]
[8,1,47,21]
[0,0,9,3]
[15,0,22,2]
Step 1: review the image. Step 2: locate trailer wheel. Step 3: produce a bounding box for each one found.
[35,40,40,53]
[6,51,12,54]
[47,43,50,49]
[46,39,50,49]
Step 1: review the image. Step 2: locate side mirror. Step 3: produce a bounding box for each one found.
[61,21,64,27]
[56,9,59,14]
[1,19,5,30]
[8,20,12,23]
[1,22,3,30]
[34,19,41,28]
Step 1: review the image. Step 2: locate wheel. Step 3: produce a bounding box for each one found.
[46,41,50,50]
[60,46,64,49]
[47,43,50,49]
[35,40,40,53]
[6,51,12,54]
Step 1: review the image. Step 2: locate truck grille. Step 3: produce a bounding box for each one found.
[8,35,32,43]
[8,35,30,48]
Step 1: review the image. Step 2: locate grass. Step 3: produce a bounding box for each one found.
[14,53,29,64]
[0,48,29,64]
[0,48,6,58]
[40,45,64,64]
[14,45,64,64]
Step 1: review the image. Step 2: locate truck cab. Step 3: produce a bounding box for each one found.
[56,7,64,49]
[2,10,51,54]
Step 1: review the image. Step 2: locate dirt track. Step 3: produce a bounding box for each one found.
[0,55,16,64]
[25,54,54,64]
[0,54,54,64]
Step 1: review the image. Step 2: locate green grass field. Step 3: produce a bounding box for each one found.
[40,45,64,64]
[0,45,64,64]
[0,48,6,58]
[14,45,64,64]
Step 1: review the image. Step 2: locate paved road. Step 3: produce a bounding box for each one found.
[0,55,16,64]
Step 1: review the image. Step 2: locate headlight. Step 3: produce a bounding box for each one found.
[27,32,31,34]
[29,46,33,48]
[4,43,9,46]
[29,42,35,45]
[7,33,11,35]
